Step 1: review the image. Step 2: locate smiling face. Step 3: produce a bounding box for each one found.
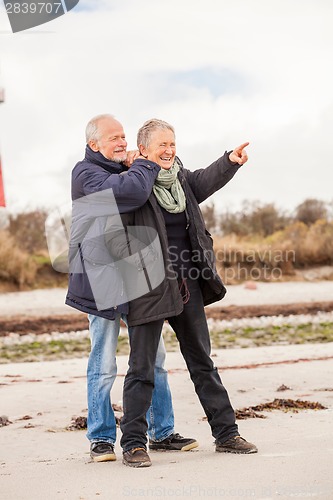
[140,128,176,170]
[89,117,127,162]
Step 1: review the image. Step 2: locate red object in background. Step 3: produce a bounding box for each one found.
[0,87,5,208]
[0,158,5,207]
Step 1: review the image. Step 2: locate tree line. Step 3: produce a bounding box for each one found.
[202,198,332,237]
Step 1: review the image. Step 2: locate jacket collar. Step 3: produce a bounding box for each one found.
[85,145,127,175]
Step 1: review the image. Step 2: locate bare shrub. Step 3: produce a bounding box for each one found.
[220,201,290,237]
[8,209,49,254]
[0,230,37,287]
[201,203,217,233]
[295,198,328,226]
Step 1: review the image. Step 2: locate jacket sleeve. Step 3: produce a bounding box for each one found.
[77,160,160,214]
[181,152,241,204]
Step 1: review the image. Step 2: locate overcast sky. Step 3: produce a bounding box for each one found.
[0,0,332,214]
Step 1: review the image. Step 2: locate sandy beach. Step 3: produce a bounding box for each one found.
[1,282,333,499]
[1,280,333,317]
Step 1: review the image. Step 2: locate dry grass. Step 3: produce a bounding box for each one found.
[0,230,37,287]
[1,214,333,290]
[214,220,333,284]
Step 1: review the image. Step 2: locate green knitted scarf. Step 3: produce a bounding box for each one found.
[153,159,186,213]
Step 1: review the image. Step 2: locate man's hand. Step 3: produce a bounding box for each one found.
[123,150,140,168]
[229,142,250,165]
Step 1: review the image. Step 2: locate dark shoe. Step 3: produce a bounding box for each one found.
[90,442,116,462]
[122,447,152,468]
[216,436,258,454]
[149,432,199,451]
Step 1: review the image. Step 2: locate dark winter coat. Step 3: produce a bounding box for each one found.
[65,145,161,319]
[117,152,242,327]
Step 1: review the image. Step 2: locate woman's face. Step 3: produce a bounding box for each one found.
[140,128,176,170]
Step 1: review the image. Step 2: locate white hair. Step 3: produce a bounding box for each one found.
[137,118,175,148]
[85,114,116,143]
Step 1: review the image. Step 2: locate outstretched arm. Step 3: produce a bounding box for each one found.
[183,142,250,204]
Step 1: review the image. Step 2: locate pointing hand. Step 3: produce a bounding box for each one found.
[229,142,249,165]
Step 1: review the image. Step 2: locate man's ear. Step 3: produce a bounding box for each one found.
[139,144,148,158]
[88,140,99,152]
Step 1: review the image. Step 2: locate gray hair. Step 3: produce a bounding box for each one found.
[85,114,115,143]
[137,118,175,149]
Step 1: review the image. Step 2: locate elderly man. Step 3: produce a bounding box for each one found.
[66,114,197,462]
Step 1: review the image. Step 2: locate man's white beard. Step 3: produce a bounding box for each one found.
[111,155,127,163]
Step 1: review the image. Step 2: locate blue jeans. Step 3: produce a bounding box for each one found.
[86,313,174,444]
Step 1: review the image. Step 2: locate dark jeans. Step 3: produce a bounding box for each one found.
[120,279,239,452]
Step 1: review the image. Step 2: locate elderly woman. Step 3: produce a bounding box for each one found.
[120,119,257,467]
